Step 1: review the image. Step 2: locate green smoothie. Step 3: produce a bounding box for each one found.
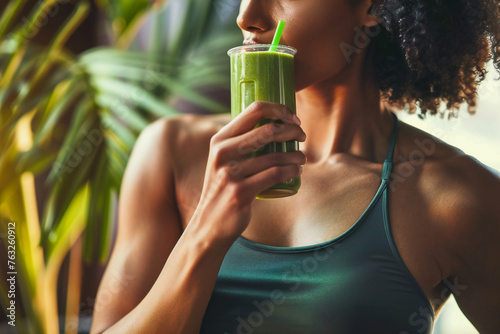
[228,45,300,199]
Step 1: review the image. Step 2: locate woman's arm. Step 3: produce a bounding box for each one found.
[90,117,235,333]
[437,155,500,333]
[94,211,234,334]
[90,103,306,333]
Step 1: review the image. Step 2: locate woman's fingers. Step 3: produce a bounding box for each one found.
[202,100,306,214]
[215,101,301,139]
[228,150,307,180]
[217,121,306,162]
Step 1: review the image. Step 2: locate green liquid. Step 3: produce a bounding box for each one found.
[230,50,300,199]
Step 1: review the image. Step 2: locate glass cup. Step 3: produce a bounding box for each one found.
[227,44,300,199]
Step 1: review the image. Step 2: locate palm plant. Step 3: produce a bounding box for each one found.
[0,0,241,332]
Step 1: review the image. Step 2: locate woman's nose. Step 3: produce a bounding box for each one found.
[236,0,271,34]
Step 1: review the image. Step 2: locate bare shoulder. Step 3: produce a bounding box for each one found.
[139,113,232,226]
[139,112,232,167]
[170,112,232,149]
[139,112,230,150]
[123,112,232,211]
[157,114,231,170]
[434,149,500,257]
[430,146,500,233]
[396,119,500,262]
[394,120,499,196]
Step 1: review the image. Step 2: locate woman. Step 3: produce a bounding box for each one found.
[91,0,500,333]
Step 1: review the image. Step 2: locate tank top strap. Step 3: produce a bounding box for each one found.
[381,112,400,182]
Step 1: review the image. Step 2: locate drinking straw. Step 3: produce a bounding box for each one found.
[269,20,285,52]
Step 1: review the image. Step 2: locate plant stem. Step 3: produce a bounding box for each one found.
[64,238,83,334]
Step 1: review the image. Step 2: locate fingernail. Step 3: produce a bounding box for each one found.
[293,115,301,125]
[299,165,303,173]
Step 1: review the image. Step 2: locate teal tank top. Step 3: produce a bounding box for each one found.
[200,113,435,334]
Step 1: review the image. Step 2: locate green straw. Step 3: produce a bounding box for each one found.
[269,20,285,52]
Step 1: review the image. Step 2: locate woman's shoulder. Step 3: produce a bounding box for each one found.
[397,119,499,256]
[396,119,499,201]
[143,112,232,144]
[396,118,497,173]
[138,112,232,172]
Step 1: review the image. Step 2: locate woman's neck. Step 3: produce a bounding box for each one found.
[296,57,395,166]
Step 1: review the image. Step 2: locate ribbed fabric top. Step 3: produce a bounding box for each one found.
[200,112,434,334]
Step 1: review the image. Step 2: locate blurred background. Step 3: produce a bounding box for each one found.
[0,0,497,333]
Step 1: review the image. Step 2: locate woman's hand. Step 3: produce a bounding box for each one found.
[191,101,307,245]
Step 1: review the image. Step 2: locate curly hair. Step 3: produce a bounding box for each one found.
[360,0,500,117]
